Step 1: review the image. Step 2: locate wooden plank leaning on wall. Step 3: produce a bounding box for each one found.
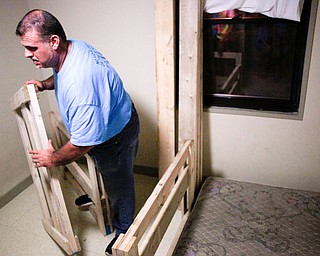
[155,0,203,193]
[155,0,177,177]
[179,0,204,199]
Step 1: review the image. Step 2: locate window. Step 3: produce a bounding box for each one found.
[203,0,314,114]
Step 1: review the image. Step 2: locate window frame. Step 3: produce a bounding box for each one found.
[202,0,317,119]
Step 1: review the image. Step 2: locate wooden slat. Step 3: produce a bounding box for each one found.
[43,219,80,255]
[14,111,51,221]
[98,171,113,233]
[65,170,86,196]
[114,235,138,256]
[49,172,80,252]
[49,111,64,151]
[9,84,32,111]
[165,211,189,256]
[87,155,107,235]
[27,84,48,148]
[66,162,94,198]
[178,0,203,199]
[48,111,67,181]
[140,166,189,256]
[20,106,61,228]
[154,0,177,176]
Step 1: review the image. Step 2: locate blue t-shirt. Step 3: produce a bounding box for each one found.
[53,39,132,146]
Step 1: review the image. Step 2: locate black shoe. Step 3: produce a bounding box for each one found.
[75,194,93,207]
[105,234,119,255]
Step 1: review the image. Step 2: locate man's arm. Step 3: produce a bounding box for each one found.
[25,75,55,91]
[30,139,94,168]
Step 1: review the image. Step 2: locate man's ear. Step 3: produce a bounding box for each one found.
[49,35,60,50]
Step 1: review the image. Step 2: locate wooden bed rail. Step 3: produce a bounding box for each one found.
[113,139,194,256]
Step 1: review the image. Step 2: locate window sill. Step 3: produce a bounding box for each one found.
[204,105,303,120]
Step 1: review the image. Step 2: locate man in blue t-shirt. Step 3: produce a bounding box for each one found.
[16,9,139,255]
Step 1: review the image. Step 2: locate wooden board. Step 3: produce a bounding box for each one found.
[178,0,203,199]
[10,84,80,255]
[155,0,177,176]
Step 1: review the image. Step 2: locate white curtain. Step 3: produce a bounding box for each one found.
[204,0,305,21]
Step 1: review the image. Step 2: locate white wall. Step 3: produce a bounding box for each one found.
[203,3,320,192]
[0,0,157,203]
[1,0,319,204]
[0,0,43,199]
[27,0,158,168]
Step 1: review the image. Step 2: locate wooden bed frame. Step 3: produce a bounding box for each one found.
[10,85,112,255]
[10,84,195,256]
[10,84,81,255]
[113,140,194,256]
[48,111,113,236]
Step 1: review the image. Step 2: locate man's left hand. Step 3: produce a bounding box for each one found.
[29,139,55,168]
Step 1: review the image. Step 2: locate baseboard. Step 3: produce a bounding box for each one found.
[134,165,158,178]
[0,175,33,209]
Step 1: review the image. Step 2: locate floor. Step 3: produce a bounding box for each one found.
[0,174,159,256]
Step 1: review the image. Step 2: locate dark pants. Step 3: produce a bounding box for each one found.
[90,104,140,234]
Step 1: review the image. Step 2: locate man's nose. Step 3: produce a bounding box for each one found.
[24,48,33,58]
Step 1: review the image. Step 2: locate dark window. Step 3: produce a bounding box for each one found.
[203,0,312,113]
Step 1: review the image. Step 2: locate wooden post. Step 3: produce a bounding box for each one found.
[178,0,203,198]
[154,0,177,176]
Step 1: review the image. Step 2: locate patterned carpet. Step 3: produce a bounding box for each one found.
[174,177,320,256]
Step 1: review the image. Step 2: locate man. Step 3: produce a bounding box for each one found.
[16,9,139,255]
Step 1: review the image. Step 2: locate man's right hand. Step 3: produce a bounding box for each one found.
[24,75,54,92]
[24,79,45,92]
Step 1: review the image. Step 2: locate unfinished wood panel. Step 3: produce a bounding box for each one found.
[154,0,177,176]
[49,111,113,236]
[140,165,189,256]
[10,84,80,255]
[113,140,193,256]
[178,0,203,198]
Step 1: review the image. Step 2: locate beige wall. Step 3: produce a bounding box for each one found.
[203,2,320,192]
[0,0,39,200]
[1,0,319,204]
[27,0,158,168]
[0,0,157,203]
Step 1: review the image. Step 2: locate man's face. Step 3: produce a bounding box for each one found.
[20,29,55,69]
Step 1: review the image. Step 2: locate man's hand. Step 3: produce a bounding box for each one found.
[24,75,54,92]
[24,79,44,92]
[29,139,55,168]
[29,139,93,169]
